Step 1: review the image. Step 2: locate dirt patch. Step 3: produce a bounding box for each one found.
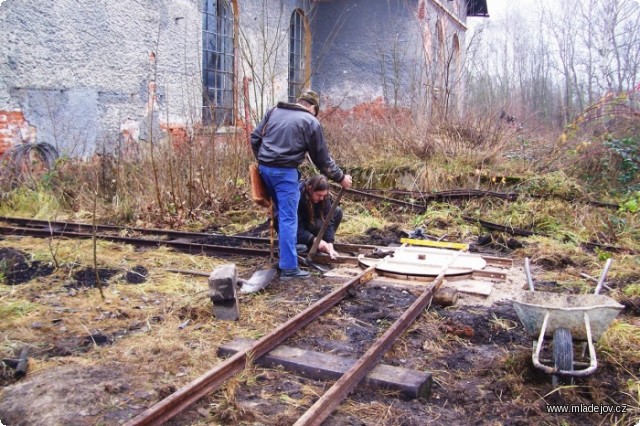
[0,247,55,285]
[346,224,406,246]
[65,267,119,289]
[0,363,150,426]
[124,265,148,284]
[620,297,640,315]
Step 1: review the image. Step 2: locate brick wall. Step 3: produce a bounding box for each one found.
[161,124,189,152]
[0,110,31,156]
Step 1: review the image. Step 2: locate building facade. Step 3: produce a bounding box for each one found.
[0,0,487,157]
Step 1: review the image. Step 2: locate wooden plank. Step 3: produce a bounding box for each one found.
[326,269,493,298]
[446,280,493,296]
[472,269,507,281]
[309,253,359,266]
[218,338,431,400]
[480,255,513,268]
[400,238,469,251]
[367,277,492,297]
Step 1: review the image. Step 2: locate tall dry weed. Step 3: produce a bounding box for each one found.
[545,89,640,195]
[0,129,256,225]
[321,103,523,191]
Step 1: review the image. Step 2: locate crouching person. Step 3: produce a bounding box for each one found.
[297,175,342,260]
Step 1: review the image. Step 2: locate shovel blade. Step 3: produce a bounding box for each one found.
[300,255,329,274]
[239,268,278,293]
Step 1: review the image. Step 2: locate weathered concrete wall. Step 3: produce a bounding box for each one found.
[236,0,306,122]
[0,0,469,157]
[311,0,467,112]
[0,0,201,156]
[0,0,313,155]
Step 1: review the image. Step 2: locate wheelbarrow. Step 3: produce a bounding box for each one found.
[511,258,624,385]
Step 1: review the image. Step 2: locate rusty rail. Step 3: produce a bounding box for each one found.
[294,250,460,425]
[0,216,379,255]
[0,225,272,258]
[124,264,378,426]
[344,188,425,212]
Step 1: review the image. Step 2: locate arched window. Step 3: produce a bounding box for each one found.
[288,9,308,102]
[452,34,460,83]
[435,19,445,72]
[202,0,235,125]
[448,34,461,113]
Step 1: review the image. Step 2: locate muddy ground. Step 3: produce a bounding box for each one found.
[0,228,638,426]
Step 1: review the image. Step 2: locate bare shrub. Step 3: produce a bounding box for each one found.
[31,128,254,225]
[549,90,640,194]
[320,102,523,192]
[323,102,519,163]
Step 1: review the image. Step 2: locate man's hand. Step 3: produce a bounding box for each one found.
[340,174,353,189]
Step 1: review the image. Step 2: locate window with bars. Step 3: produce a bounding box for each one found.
[202,0,234,126]
[288,9,306,102]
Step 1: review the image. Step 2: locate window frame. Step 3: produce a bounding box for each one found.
[202,0,235,126]
[288,9,309,103]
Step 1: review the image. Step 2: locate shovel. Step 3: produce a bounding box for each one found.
[238,267,278,293]
[306,186,346,269]
[165,266,278,294]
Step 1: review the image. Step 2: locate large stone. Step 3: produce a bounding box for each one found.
[208,264,237,302]
[208,264,239,321]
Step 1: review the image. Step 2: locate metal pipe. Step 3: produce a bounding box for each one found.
[524,257,535,292]
[594,258,613,295]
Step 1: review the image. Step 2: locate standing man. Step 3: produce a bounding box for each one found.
[251,90,352,279]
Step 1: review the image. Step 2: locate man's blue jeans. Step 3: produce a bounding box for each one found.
[259,165,300,270]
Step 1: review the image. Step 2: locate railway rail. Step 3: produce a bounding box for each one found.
[0,215,513,280]
[0,216,377,264]
[122,258,454,426]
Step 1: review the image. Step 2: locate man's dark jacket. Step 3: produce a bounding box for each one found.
[250,102,344,183]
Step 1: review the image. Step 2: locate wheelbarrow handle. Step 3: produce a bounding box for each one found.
[525,257,535,292]
[594,258,613,295]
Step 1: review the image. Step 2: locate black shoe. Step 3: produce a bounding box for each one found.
[280,267,311,280]
[295,244,309,254]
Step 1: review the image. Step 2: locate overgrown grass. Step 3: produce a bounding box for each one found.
[0,186,64,219]
[0,101,635,233]
[0,299,38,321]
[339,202,386,236]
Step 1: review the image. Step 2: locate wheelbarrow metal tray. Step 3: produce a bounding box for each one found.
[511,292,624,341]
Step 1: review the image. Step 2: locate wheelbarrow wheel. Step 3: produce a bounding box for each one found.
[552,327,574,386]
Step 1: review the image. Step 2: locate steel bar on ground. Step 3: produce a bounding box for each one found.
[0,226,271,257]
[123,264,378,426]
[0,216,206,240]
[344,188,425,212]
[594,258,613,295]
[524,258,535,292]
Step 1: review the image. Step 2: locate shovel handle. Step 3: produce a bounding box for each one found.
[307,187,345,260]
